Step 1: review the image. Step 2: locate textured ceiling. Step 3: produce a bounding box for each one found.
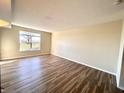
[12,0,124,32]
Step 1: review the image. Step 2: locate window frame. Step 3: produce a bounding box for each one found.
[19,31,41,52]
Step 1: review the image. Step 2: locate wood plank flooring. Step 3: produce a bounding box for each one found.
[1,55,124,93]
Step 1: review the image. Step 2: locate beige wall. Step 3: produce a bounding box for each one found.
[0,29,1,59]
[52,20,122,74]
[0,25,51,60]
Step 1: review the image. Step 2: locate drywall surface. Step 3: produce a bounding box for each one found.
[117,19,124,89]
[0,0,11,22]
[52,20,122,75]
[0,29,1,59]
[0,25,51,60]
[120,53,124,89]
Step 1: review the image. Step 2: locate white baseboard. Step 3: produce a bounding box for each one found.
[52,54,116,76]
[0,53,50,61]
[116,75,124,91]
[118,86,124,90]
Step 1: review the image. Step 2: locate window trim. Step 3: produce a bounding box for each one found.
[19,31,41,52]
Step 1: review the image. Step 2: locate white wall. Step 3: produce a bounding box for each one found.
[120,54,124,88]
[117,19,124,89]
[0,0,11,22]
[52,20,122,75]
[0,25,51,60]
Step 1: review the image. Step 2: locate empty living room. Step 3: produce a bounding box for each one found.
[0,0,124,93]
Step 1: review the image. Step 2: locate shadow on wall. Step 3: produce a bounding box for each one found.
[120,48,124,87]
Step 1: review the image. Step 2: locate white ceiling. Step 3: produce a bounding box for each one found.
[0,0,11,22]
[12,0,124,32]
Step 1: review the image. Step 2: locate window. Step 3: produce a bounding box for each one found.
[20,31,40,51]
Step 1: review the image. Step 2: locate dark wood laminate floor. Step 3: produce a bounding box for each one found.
[1,55,124,93]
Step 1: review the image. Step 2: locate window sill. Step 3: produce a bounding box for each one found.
[20,49,41,52]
